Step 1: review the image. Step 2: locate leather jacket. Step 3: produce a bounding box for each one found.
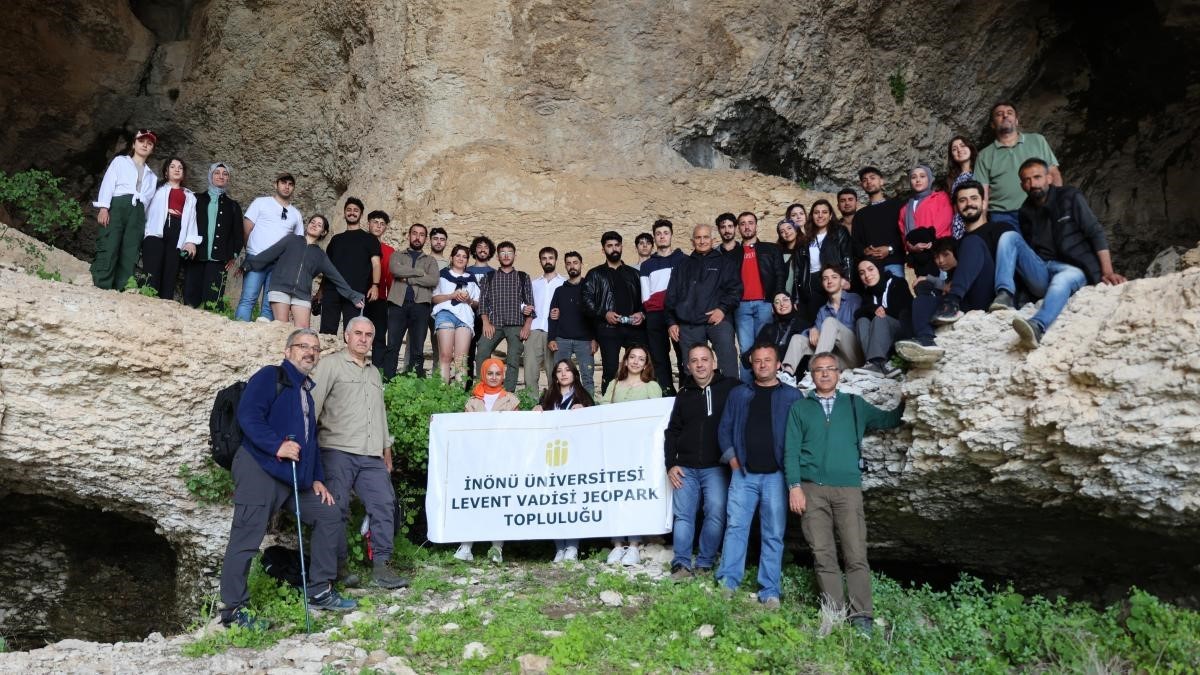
[729,241,786,300]
[582,262,642,319]
[791,225,854,299]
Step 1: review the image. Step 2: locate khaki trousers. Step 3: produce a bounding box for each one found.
[799,482,873,618]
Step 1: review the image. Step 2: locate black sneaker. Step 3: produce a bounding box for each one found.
[337,562,360,588]
[932,295,963,325]
[989,289,1015,312]
[309,585,357,611]
[222,607,269,631]
[370,564,410,589]
[669,564,694,581]
[1012,315,1044,349]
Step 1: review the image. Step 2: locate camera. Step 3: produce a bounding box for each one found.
[618,315,631,325]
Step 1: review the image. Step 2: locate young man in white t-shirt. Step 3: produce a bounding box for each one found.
[235,173,304,321]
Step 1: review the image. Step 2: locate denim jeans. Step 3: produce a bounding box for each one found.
[883,263,906,279]
[554,338,595,394]
[717,470,787,601]
[994,231,1087,331]
[235,267,274,321]
[989,210,1020,230]
[734,300,773,383]
[671,465,729,570]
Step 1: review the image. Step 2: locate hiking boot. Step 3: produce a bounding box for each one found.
[850,616,874,636]
[606,546,626,564]
[761,596,781,611]
[853,361,885,377]
[670,564,694,581]
[894,339,944,366]
[1012,315,1044,349]
[453,543,474,561]
[309,585,357,612]
[371,564,410,590]
[337,562,360,588]
[989,289,1015,312]
[932,295,963,325]
[695,566,713,576]
[222,607,269,631]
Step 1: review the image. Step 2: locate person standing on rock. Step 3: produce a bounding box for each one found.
[990,159,1127,348]
[366,211,394,369]
[141,156,200,300]
[732,211,786,384]
[639,219,687,394]
[582,231,647,395]
[310,316,410,590]
[183,162,243,309]
[665,223,741,383]
[715,342,801,610]
[548,251,599,394]
[715,213,739,255]
[665,343,737,580]
[427,226,451,367]
[219,328,355,629]
[476,241,535,392]
[785,351,905,635]
[465,235,498,384]
[849,166,906,281]
[974,101,1062,230]
[318,197,381,336]
[384,223,440,379]
[525,246,566,393]
[91,129,158,291]
[236,173,304,321]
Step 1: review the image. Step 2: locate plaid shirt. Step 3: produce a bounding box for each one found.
[479,268,534,327]
[816,392,837,419]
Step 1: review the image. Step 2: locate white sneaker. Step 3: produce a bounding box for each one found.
[620,545,641,567]
[488,545,504,564]
[254,316,272,323]
[552,548,565,563]
[606,546,626,564]
[453,543,473,561]
[799,374,814,390]
[777,370,798,388]
[563,546,578,562]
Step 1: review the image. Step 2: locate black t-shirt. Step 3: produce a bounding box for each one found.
[744,383,779,473]
[610,269,637,316]
[850,198,905,267]
[964,220,1011,261]
[325,229,382,293]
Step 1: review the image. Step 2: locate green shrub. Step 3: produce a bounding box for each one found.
[0,169,85,240]
[179,459,234,504]
[888,67,907,104]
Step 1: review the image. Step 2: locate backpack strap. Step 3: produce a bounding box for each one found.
[849,394,867,472]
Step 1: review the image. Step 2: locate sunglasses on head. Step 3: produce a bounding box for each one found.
[281,207,288,220]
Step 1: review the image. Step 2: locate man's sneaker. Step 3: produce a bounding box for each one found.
[853,361,885,377]
[989,289,1015,312]
[453,543,474,561]
[777,370,798,388]
[309,586,357,612]
[606,546,626,564]
[850,616,874,636]
[670,564,694,581]
[882,361,904,379]
[371,564,410,590]
[255,316,272,323]
[798,373,814,390]
[719,585,736,600]
[337,562,360,588]
[487,545,504,564]
[620,545,641,567]
[552,548,565,563]
[695,566,713,576]
[563,546,578,562]
[761,596,781,611]
[894,340,944,366]
[1012,315,1044,349]
[222,607,269,631]
[932,295,963,325]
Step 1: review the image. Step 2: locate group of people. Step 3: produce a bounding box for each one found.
[100,100,1130,634]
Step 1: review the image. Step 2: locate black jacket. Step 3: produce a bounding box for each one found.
[730,241,786,300]
[665,249,743,326]
[855,273,914,321]
[664,371,739,469]
[1019,185,1109,285]
[582,262,642,319]
[753,313,810,357]
[193,192,244,262]
[792,225,855,299]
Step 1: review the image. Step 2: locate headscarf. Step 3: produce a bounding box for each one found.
[903,164,935,236]
[207,162,230,197]
[472,358,507,398]
[204,162,230,260]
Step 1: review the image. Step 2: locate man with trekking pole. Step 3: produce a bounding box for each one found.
[218,328,356,630]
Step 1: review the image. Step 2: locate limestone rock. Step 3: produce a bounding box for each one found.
[517,653,551,674]
[599,590,623,607]
[462,641,490,660]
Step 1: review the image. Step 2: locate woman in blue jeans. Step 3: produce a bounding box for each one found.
[431,245,480,383]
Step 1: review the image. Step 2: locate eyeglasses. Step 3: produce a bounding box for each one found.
[812,366,839,374]
[290,343,320,353]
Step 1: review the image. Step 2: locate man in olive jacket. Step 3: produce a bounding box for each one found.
[785,351,904,635]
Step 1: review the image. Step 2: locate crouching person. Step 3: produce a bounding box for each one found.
[219,329,354,629]
[784,352,904,635]
[311,317,410,590]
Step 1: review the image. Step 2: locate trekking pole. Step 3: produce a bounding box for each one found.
[286,434,312,633]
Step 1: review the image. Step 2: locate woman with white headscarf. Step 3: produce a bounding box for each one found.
[183,162,244,308]
[896,163,953,279]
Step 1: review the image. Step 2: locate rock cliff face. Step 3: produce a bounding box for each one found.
[2,0,1196,271]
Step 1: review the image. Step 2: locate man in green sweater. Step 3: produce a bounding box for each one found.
[785,352,905,635]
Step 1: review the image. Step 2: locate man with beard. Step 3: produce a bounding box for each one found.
[582,231,647,394]
[989,160,1125,348]
[383,223,440,378]
[849,166,905,280]
[525,246,566,392]
[837,188,858,232]
[715,213,739,254]
[464,236,497,383]
[548,251,599,393]
[319,197,381,335]
[477,241,535,392]
[427,227,450,366]
[974,101,1062,230]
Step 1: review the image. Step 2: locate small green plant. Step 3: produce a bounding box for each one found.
[0,169,85,241]
[34,265,62,282]
[888,66,907,104]
[124,275,160,297]
[179,459,234,504]
[0,635,7,653]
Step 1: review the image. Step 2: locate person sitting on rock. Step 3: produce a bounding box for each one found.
[748,291,810,386]
[782,265,864,378]
[533,358,596,563]
[243,214,364,329]
[898,163,955,281]
[895,181,1004,365]
[988,158,1127,348]
[455,358,519,564]
[852,259,911,379]
[218,329,354,629]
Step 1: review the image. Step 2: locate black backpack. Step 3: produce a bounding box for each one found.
[209,366,289,469]
[261,545,308,588]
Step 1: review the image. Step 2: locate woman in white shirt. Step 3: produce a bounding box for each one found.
[91,129,158,291]
[142,157,200,300]
[430,244,481,383]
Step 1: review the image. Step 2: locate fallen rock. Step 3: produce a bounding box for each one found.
[518,653,551,674]
[695,624,715,639]
[599,590,623,607]
[462,641,490,660]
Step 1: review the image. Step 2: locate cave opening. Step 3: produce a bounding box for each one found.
[677,97,823,187]
[0,493,181,651]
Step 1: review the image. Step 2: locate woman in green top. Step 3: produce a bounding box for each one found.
[598,345,662,565]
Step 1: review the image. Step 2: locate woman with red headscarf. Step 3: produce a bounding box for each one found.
[455,358,519,563]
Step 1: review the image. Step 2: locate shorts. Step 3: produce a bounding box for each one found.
[267,291,311,309]
[434,309,469,330]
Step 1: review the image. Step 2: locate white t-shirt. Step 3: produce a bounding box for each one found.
[244,196,304,255]
[808,233,826,273]
[431,270,481,332]
[530,274,566,332]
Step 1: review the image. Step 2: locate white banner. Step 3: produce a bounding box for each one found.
[426,398,676,543]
